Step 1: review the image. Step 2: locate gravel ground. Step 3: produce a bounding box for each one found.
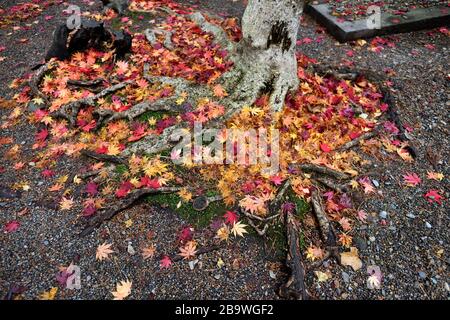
[0,0,449,300]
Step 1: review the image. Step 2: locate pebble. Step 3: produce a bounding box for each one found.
[369,236,376,242]
[379,211,388,219]
[43,240,49,246]
[418,271,427,279]
[127,243,136,255]
[354,237,368,251]
[425,222,432,229]
[372,180,380,187]
[406,213,416,219]
[342,271,350,284]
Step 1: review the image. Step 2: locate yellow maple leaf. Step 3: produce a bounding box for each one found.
[111,279,132,300]
[39,287,58,300]
[59,197,74,211]
[216,225,230,242]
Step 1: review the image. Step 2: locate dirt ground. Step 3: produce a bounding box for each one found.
[0,0,448,300]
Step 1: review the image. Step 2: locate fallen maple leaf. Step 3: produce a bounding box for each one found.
[424,189,444,204]
[306,246,324,261]
[315,271,331,282]
[179,241,197,260]
[231,221,248,237]
[96,242,114,261]
[340,247,362,271]
[111,279,132,300]
[39,287,58,300]
[216,225,230,242]
[223,211,238,225]
[5,220,20,233]
[403,172,421,187]
[160,255,172,269]
[427,171,444,181]
[59,197,74,211]
[357,210,368,223]
[142,244,156,260]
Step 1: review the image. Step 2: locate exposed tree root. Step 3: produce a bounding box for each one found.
[27,62,54,105]
[278,211,309,300]
[313,176,349,193]
[53,80,134,126]
[189,12,235,53]
[67,78,105,87]
[81,149,127,165]
[94,98,183,128]
[80,186,182,237]
[335,125,382,152]
[145,28,174,50]
[311,187,341,265]
[292,163,350,181]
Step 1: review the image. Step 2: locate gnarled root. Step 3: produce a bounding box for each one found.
[278,211,309,300]
[311,187,340,264]
[53,80,134,126]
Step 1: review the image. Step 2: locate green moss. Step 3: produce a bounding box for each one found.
[138,110,167,123]
[147,193,226,227]
[115,164,128,175]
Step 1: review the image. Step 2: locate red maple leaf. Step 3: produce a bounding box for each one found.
[223,211,238,225]
[35,128,48,142]
[83,204,97,217]
[5,220,20,233]
[160,255,172,269]
[41,169,54,178]
[269,175,284,186]
[85,182,98,196]
[178,226,193,243]
[403,173,421,187]
[424,190,443,205]
[320,143,332,153]
[116,181,133,198]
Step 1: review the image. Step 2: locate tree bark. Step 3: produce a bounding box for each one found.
[222,0,303,113]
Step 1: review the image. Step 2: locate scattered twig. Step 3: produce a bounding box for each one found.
[292,164,350,181]
[81,149,127,165]
[335,126,381,152]
[80,186,182,236]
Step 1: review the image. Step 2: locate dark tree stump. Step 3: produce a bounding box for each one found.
[45,19,132,62]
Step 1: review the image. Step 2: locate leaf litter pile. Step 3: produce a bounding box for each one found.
[0,0,446,300]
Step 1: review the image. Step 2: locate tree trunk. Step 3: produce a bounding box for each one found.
[222,0,303,114]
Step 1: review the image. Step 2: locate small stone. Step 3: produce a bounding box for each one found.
[372,180,380,187]
[43,240,49,246]
[342,271,350,284]
[354,237,368,252]
[188,259,198,270]
[269,270,277,279]
[127,243,136,255]
[379,211,388,219]
[406,213,416,219]
[425,222,432,229]
[369,236,376,242]
[214,274,221,280]
[418,271,427,279]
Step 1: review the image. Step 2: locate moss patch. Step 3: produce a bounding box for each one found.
[147,193,226,227]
